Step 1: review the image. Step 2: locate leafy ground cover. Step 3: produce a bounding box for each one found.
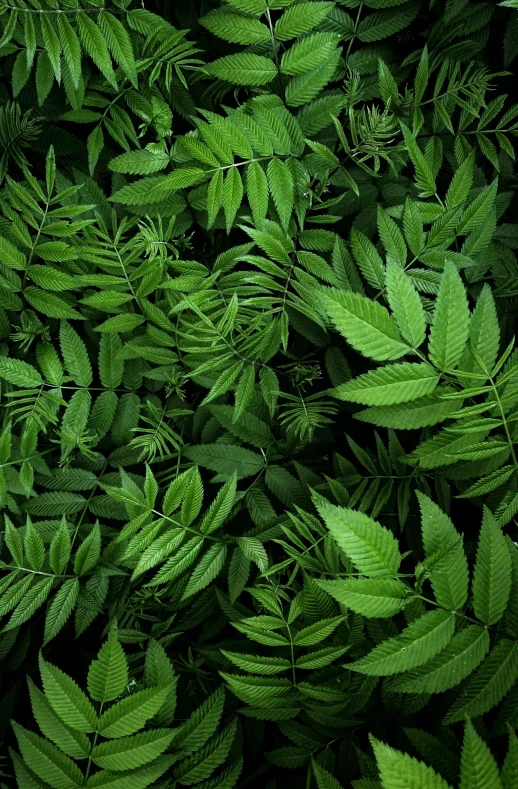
[0,0,518,787]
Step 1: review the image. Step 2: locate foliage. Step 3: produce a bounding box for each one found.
[0,0,517,787]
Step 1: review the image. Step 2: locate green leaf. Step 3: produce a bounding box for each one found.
[317,578,411,618]
[417,492,469,610]
[385,260,426,349]
[403,199,425,256]
[358,4,420,42]
[473,507,512,625]
[43,578,79,645]
[377,207,406,265]
[184,444,264,479]
[77,13,117,89]
[60,321,92,388]
[4,576,53,631]
[459,719,502,789]
[221,651,291,675]
[285,50,341,107]
[350,228,385,290]
[97,686,169,738]
[200,11,270,44]
[73,522,101,576]
[57,14,81,91]
[293,616,344,646]
[350,610,456,676]
[312,758,343,789]
[280,32,340,76]
[323,290,410,361]
[181,543,227,600]
[400,122,436,197]
[207,169,224,229]
[91,730,174,771]
[88,629,129,703]
[170,687,225,755]
[392,625,490,694]
[334,362,438,406]
[0,356,42,388]
[502,730,518,789]
[85,755,175,789]
[460,284,500,382]
[109,150,169,176]
[274,2,334,40]
[428,262,470,372]
[40,15,62,83]
[445,152,474,209]
[0,235,26,270]
[98,11,137,88]
[314,496,401,577]
[457,180,498,235]
[94,314,145,334]
[39,656,98,733]
[204,54,277,85]
[267,158,294,231]
[444,640,518,724]
[223,167,243,234]
[12,722,84,789]
[111,169,204,206]
[28,678,91,760]
[246,161,269,228]
[49,520,72,575]
[371,736,453,789]
[355,387,459,430]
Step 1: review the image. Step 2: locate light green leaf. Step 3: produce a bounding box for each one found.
[392,625,490,694]
[39,656,98,733]
[459,719,502,789]
[314,495,401,577]
[428,262,470,371]
[444,640,518,724]
[274,2,334,40]
[371,736,453,789]
[334,362,438,406]
[285,50,341,107]
[204,53,277,85]
[97,686,169,738]
[385,260,426,349]
[184,444,264,479]
[417,492,469,610]
[43,578,79,645]
[317,577,411,618]
[28,678,91,760]
[473,507,512,625]
[445,152,474,209]
[355,387,459,430]
[350,228,385,290]
[60,321,92,388]
[246,161,269,228]
[109,150,169,176]
[350,610,456,676]
[12,722,84,789]
[200,11,270,44]
[280,32,340,76]
[0,356,42,388]
[77,13,117,89]
[88,629,128,703]
[323,290,410,361]
[400,122,436,197]
[267,158,294,231]
[223,167,243,234]
[91,730,174,771]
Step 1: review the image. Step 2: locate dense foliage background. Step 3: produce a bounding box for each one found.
[0,0,518,787]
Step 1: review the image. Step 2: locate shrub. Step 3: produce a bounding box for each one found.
[0,1,517,787]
